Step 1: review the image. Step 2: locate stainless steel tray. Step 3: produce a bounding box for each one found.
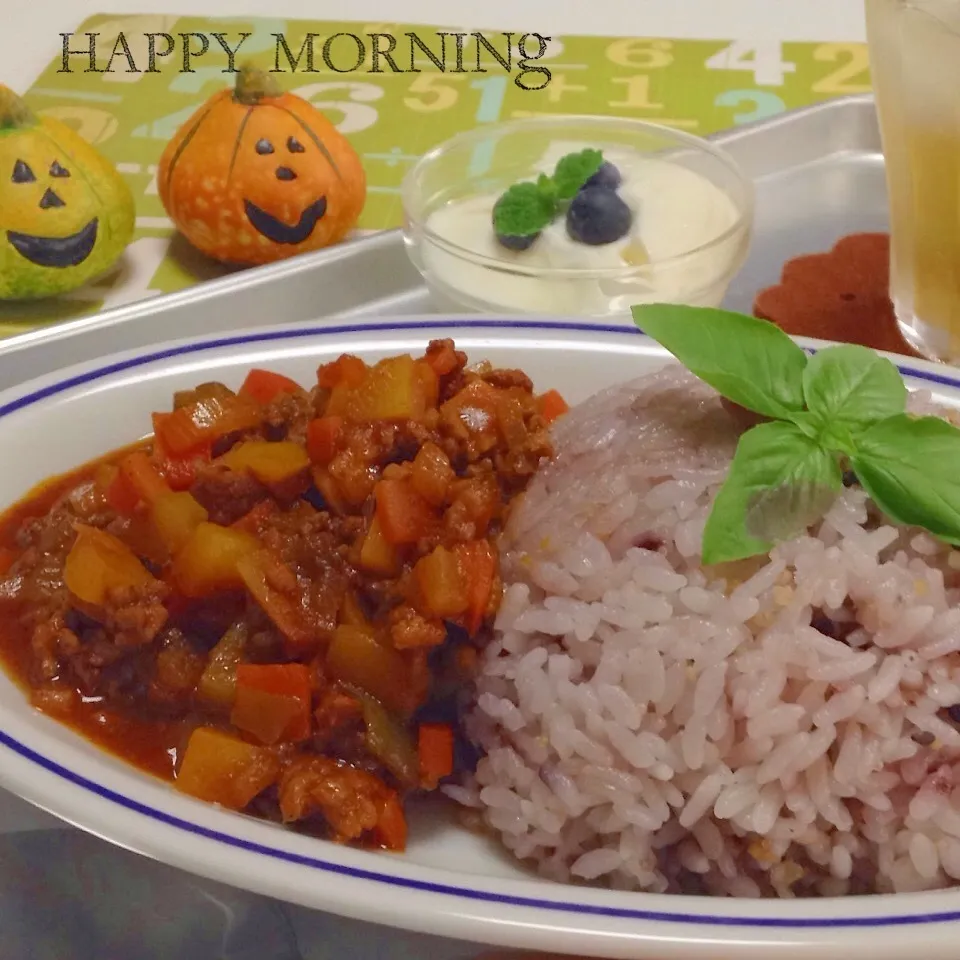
[0,94,887,388]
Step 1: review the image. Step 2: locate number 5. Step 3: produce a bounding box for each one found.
[289,81,383,134]
[404,75,462,112]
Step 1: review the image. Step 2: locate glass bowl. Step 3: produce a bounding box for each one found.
[400,115,755,319]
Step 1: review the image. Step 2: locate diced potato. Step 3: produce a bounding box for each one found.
[175,726,280,810]
[410,442,454,507]
[197,623,247,707]
[414,545,468,619]
[217,440,310,485]
[64,524,157,607]
[359,516,399,575]
[327,624,412,716]
[171,522,259,597]
[151,490,208,554]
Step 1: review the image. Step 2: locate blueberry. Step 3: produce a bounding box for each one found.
[583,161,622,190]
[565,186,632,246]
[495,231,539,251]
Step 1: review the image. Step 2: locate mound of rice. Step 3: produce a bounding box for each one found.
[448,363,960,898]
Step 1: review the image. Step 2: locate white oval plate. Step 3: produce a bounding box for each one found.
[3,316,960,960]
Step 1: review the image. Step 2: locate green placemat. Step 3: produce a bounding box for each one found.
[2,13,873,333]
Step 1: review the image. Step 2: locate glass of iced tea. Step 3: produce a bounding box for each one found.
[866,0,960,362]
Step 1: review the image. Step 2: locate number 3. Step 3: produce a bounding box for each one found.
[705,40,796,87]
[289,81,383,134]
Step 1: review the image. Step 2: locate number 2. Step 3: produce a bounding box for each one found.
[811,43,871,94]
[705,40,796,87]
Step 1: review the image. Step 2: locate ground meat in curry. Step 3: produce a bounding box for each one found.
[0,339,567,850]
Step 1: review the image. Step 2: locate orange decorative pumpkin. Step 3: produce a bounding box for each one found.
[157,65,366,266]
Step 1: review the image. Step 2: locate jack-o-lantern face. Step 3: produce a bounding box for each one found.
[0,85,135,300]
[157,66,366,266]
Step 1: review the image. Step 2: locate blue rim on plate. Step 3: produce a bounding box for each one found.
[2,317,959,931]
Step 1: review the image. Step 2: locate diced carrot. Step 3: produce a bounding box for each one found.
[374,478,437,546]
[119,450,170,506]
[374,791,407,851]
[236,550,314,651]
[317,354,367,389]
[454,539,498,635]
[305,416,343,465]
[150,490,209,554]
[238,368,302,405]
[537,388,569,424]
[418,722,454,789]
[0,546,16,576]
[424,340,459,376]
[232,663,312,743]
[414,545,468,619]
[171,522,259,597]
[359,516,399,575]
[64,524,158,607]
[175,726,280,810]
[155,395,262,456]
[217,440,310,486]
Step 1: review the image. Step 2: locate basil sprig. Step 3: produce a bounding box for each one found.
[632,303,959,565]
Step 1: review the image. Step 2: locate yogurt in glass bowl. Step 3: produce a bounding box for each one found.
[400,115,754,318]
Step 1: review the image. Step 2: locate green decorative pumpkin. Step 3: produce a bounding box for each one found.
[0,85,135,300]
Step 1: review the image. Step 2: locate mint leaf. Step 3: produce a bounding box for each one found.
[492,182,557,238]
[552,148,604,201]
[803,344,906,435]
[632,304,809,420]
[851,414,960,545]
[702,421,842,565]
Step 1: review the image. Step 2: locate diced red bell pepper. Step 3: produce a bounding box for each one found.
[238,368,302,405]
[373,791,407,851]
[175,726,281,810]
[537,388,569,424]
[317,354,367,389]
[454,539,498,634]
[119,450,170,506]
[306,416,343,465]
[418,722,455,789]
[374,478,437,546]
[231,663,312,744]
[99,463,141,515]
[152,413,212,491]
[154,395,262,457]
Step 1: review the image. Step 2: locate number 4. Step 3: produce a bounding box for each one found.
[705,40,796,87]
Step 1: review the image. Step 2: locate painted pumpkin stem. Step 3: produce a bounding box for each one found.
[0,85,35,131]
[233,64,281,105]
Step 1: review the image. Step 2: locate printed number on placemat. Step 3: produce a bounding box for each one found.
[705,40,797,87]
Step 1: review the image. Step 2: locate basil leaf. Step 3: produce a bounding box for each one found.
[632,304,808,420]
[802,344,906,433]
[851,414,960,545]
[702,420,843,565]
